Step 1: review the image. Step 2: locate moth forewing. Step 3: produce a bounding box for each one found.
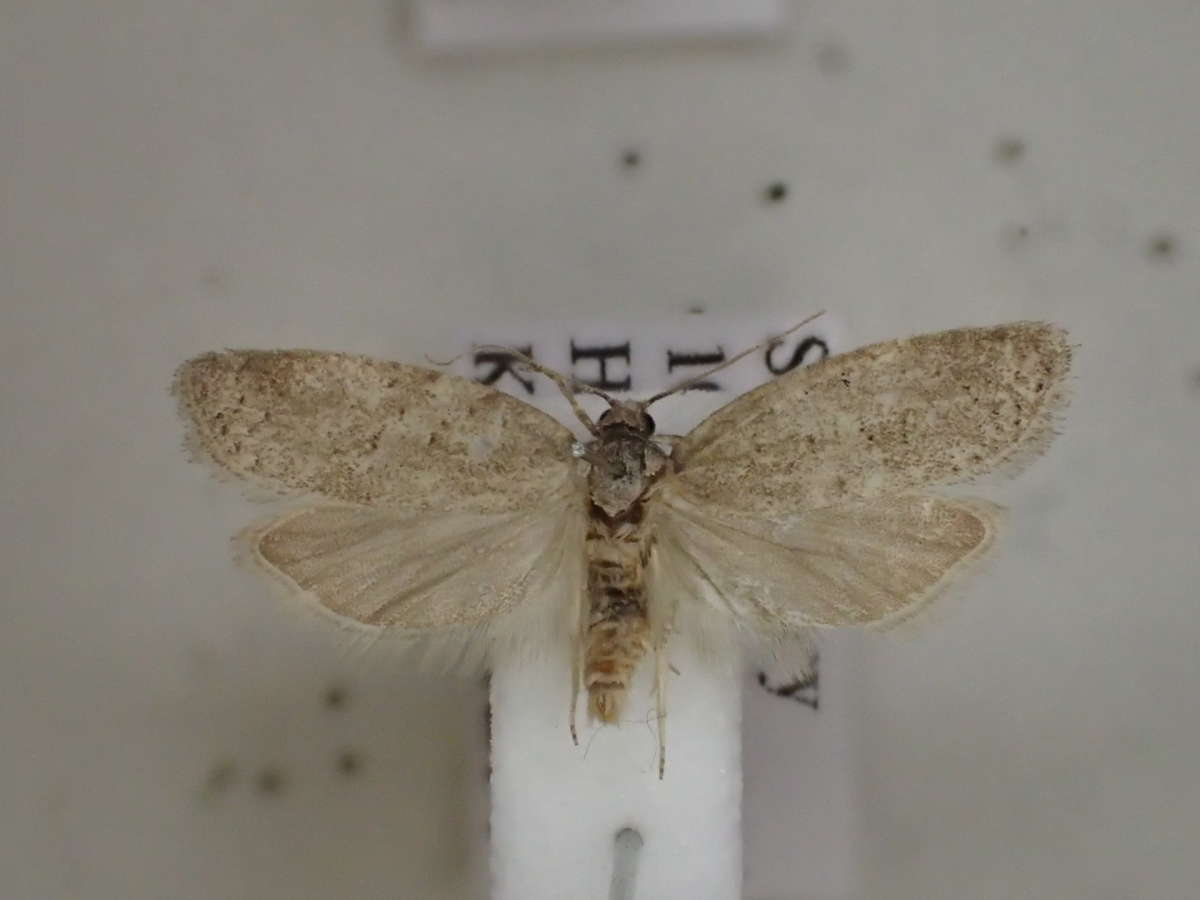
[671,322,1072,516]
[172,349,581,514]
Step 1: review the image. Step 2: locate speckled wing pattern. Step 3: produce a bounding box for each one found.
[175,350,584,631]
[657,323,1070,629]
[174,350,579,515]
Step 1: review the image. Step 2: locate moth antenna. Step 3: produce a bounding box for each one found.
[474,344,616,403]
[641,310,826,407]
[655,645,667,779]
[474,344,609,436]
[569,645,581,746]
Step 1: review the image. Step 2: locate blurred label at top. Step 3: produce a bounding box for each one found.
[414,0,786,53]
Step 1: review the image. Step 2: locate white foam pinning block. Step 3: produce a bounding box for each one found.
[414,0,785,52]
[490,639,742,900]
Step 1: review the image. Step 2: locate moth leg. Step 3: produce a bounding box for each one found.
[569,646,580,746]
[654,643,667,779]
[568,582,588,746]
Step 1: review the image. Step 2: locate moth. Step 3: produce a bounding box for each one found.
[174,319,1071,777]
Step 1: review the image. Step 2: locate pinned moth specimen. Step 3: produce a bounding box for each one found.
[174,319,1071,776]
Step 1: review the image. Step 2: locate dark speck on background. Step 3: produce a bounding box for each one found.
[1002,223,1032,249]
[619,148,641,170]
[687,304,706,315]
[203,760,238,796]
[257,767,286,796]
[324,684,348,709]
[764,181,789,204]
[814,41,851,76]
[1147,232,1178,261]
[993,136,1026,165]
[337,749,363,776]
[200,268,231,294]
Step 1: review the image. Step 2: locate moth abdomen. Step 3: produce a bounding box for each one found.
[583,514,652,724]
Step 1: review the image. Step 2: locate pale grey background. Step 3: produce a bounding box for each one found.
[3,2,1198,899]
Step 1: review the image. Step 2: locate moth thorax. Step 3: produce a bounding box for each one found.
[586,431,667,518]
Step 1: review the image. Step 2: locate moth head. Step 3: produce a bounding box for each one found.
[597,401,655,435]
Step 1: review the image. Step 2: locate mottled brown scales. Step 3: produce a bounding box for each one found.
[174,321,1073,778]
